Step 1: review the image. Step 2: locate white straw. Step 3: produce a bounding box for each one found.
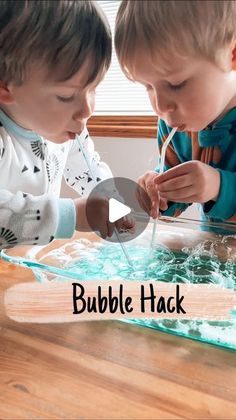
[150,127,177,250]
[114,227,134,268]
[76,134,134,269]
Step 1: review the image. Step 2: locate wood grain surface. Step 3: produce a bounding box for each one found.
[0,245,236,419]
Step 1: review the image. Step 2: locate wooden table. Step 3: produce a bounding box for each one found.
[0,242,236,419]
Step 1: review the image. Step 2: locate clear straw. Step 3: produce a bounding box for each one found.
[114,227,134,268]
[150,127,177,250]
[76,134,134,269]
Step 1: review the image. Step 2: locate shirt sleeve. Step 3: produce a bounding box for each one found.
[0,189,75,249]
[203,169,236,222]
[156,119,190,218]
[64,128,113,197]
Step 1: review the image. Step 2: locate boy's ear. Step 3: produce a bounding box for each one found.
[232,44,236,70]
[0,81,14,104]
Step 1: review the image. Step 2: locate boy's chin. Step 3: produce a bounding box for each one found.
[46,133,71,143]
[188,125,210,132]
[185,123,209,132]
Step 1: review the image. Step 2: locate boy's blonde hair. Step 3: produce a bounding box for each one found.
[0,0,111,85]
[115,0,236,78]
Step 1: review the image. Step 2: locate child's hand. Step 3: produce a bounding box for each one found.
[155,161,220,204]
[119,215,136,233]
[137,171,168,218]
[74,197,135,239]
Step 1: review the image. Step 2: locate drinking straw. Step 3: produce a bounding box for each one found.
[150,127,177,251]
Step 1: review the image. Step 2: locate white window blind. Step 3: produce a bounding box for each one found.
[95,0,154,115]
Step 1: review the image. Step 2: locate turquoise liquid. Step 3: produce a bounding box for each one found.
[40,237,236,350]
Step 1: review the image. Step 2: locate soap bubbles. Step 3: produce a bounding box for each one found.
[36,235,236,348]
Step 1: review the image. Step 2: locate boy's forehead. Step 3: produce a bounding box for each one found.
[32,56,101,88]
[52,71,88,89]
[130,48,198,81]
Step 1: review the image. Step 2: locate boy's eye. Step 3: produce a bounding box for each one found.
[168,81,187,90]
[57,94,75,103]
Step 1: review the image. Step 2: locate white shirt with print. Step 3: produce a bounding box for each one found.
[0,109,112,248]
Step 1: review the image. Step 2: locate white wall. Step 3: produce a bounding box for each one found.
[61,136,157,198]
[94,136,158,179]
[61,136,199,219]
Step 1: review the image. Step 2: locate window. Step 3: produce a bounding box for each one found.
[87,0,157,138]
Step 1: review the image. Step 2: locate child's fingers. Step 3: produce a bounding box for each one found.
[150,195,159,219]
[159,197,168,211]
[122,215,135,230]
[149,189,160,219]
[99,223,109,239]
[145,183,159,218]
[156,174,192,192]
[107,221,115,238]
[160,185,196,201]
[136,184,151,214]
[146,179,159,219]
[155,162,193,184]
[114,218,123,232]
[151,204,158,219]
[146,184,157,202]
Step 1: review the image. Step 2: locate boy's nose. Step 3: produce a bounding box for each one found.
[73,96,94,121]
[154,93,176,116]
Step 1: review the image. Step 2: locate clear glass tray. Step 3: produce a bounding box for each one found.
[2,216,236,350]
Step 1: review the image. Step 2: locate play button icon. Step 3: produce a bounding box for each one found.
[109,198,131,223]
[86,177,151,243]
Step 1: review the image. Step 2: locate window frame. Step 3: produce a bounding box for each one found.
[87,115,158,138]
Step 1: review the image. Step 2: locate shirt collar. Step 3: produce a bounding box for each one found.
[0,108,40,140]
[199,107,236,147]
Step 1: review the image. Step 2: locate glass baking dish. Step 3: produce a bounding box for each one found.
[1,216,236,350]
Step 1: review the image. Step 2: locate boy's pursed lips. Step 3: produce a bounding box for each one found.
[175,124,186,131]
[68,127,85,139]
[166,121,186,131]
[67,123,86,139]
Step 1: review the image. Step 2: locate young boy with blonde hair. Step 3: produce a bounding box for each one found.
[0,0,131,249]
[115,0,236,224]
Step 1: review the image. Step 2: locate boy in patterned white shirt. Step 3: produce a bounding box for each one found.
[0,0,132,248]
